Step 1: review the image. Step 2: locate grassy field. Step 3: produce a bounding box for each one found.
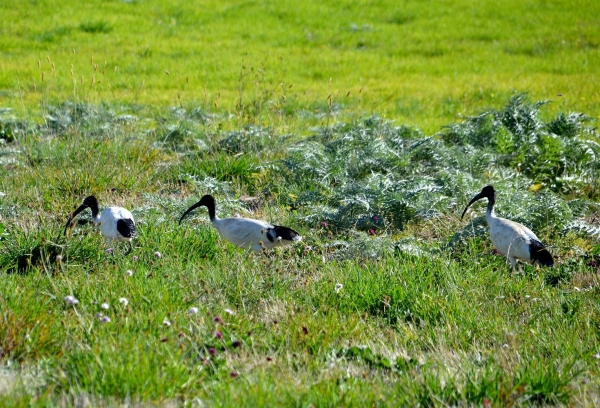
[1,96,599,406]
[1,0,600,132]
[1,0,600,406]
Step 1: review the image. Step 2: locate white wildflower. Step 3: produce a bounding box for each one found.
[188,307,199,315]
[119,298,129,307]
[335,283,343,293]
[64,295,79,305]
[101,302,109,310]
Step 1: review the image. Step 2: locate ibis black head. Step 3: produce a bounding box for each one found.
[64,195,100,235]
[461,185,496,220]
[179,195,217,224]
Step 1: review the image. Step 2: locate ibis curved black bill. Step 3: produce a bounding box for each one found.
[179,195,216,224]
[64,196,100,235]
[179,201,204,224]
[461,186,496,220]
[63,204,89,235]
[461,193,485,220]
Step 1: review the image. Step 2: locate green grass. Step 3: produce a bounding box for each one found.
[1,0,600,132]
[1,97,600,405]
[1,0,600,405]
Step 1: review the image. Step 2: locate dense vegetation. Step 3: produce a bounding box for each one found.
[1,96,599,405]
[1,0,600,405]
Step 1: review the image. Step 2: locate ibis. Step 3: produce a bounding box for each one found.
[179,194,302,251]
[64,195,137,254]
[461,185,553,268]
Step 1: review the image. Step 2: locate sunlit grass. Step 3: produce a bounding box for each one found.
[1,0,600,404]
[1,96,600,404]
[1,0,600,132]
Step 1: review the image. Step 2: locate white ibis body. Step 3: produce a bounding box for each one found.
[179,195,302,251]
[64,195,137,254]
[461,185,553,268]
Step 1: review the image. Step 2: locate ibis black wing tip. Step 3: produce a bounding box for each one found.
[537,250,555,267]
[117,219,136,239]
[529,241,554,267]
[272,225,301,241]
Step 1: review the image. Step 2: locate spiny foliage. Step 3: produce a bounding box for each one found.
[2,97,598,264]
[441,95,600,197]
[276,97,599,253]
[41,101,140,138]
[279,120,454,232]
[0,108,29,143]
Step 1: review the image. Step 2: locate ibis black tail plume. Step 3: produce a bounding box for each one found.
[265,225,302,243]
[117,218,137,238]
[272,225,301,241]
[529,240,554,267]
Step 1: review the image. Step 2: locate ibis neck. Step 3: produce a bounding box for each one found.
[205,202,217,222]
[486,195,496,221]
[87,202,100,219]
